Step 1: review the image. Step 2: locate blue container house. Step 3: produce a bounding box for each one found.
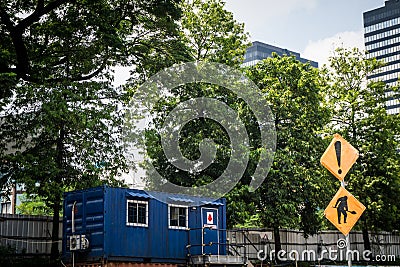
[62,186,228,265]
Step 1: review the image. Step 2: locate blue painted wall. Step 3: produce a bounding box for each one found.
[62,186,226,263]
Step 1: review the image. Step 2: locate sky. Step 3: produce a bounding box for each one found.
[224,0,383,66]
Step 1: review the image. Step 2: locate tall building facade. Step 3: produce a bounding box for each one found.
[364,0,400,114]
[243,41,318,68]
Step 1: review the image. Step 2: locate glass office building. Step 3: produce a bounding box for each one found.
[364,0,400,114]
[243,41,318,68]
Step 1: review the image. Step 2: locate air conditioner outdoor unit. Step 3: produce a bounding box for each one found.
[69,234,89,251]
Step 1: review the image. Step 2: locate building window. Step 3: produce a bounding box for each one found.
[169,205,188,229]
[126,200,148,227]
[0,202,11,214]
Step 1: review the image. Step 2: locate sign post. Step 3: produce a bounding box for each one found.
[320,134,365,267]
[342,181,351,267]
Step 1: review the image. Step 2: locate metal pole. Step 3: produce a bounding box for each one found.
[341,181,352,267]
[72,201,76,267]
[72,201,76,234]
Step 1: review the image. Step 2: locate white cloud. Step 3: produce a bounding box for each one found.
[225,0,318,40]
[302,30,365,68]
[225,0,317,21]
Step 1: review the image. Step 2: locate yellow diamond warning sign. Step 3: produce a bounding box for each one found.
[320,134,359,181]
[324,187,366,236]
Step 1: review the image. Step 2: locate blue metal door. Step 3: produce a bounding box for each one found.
[201,207,219,255]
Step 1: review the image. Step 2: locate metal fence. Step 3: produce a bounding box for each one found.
[1,214,399,262]
[227,228,400,261]
[0,214,62,256]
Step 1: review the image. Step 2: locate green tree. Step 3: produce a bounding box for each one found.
[137,0,255,226]
[0,80,126,261]
[0,0,183,261]
[326,47,400,250]
[180,0,249,65]
[245,54,331,252]
[0,0,182,103]
[16,193,53,216]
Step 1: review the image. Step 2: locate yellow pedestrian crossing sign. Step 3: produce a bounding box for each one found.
[324,186,366,236]
[320,134,359,181]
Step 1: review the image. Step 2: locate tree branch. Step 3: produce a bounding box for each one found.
[0,1,69,80]
[70,58,109,82]
[17,0,69,30]
[0,7,30,77]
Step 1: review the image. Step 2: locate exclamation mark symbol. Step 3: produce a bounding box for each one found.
[335,141,342,174]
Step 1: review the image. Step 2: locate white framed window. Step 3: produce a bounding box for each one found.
[0,202,11,214]
[126,200,148,227]
[168,204,188,229]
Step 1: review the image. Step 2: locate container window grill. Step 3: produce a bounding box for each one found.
[168,205,188,229]
[126,200,148,227]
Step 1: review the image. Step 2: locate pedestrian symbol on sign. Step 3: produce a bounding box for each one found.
[333,195,358,224]
[324,187,365,236]
[335,196,348,224]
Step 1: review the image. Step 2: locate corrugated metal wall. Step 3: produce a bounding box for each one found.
[0,214,62,255]
[227,229,400,260]
[103,187,226,262]
[63,186,105,260]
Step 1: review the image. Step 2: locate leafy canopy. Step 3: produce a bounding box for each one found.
[245,54,331,237]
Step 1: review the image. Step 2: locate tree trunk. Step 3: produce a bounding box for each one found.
[50,200,61,263]
[273,225,282,262]
[362,218,371,251]
[51,121,65,263]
